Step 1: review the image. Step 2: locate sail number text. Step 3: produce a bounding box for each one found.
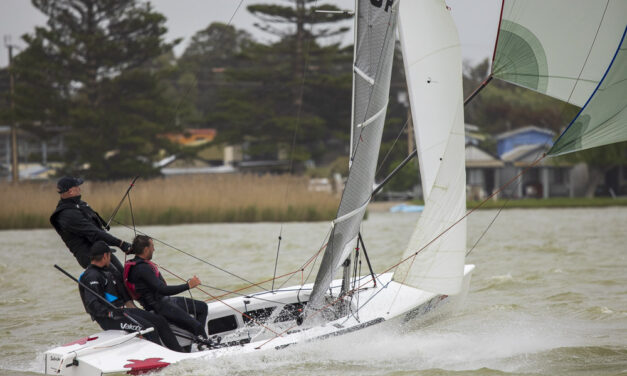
[371,0,394,12]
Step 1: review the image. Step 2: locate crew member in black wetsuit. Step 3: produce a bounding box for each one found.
[50,176,131,274]
[79,241,184,352]
[124,235,210,342]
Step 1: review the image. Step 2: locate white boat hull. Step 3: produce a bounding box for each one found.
[44,265,474,375]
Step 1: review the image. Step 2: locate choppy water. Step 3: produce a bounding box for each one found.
[0,208,626,375]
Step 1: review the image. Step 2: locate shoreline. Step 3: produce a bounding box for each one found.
[2,198,625,231]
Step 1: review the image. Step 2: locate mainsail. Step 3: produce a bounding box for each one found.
[392,0,467,295]
[492,0,627,107]
[307,0,399,312]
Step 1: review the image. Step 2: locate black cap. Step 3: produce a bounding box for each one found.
[57,176,84,193]
[90,241,115,257]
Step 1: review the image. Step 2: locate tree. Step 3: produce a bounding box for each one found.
[463,58,580,136]
[205,1,353,166]
[14,0,178,179]
[556,142,627,197]
[176,23,255,127]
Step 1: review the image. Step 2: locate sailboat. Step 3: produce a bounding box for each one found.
[43,0,626,374]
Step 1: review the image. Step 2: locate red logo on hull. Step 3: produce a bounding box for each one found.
[124,358,170,375]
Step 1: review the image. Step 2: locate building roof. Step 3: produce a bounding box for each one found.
[501,144,547,163]
[163,128,217,147]
[496,125,555,141]
[465,144,504,168]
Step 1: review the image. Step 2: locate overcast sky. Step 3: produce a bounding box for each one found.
[0,0,501,68]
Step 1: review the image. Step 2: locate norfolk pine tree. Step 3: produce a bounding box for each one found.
[15,0,178,179]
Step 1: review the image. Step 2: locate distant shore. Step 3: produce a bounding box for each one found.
[368,197,627,212]
[2,176,626,230]
[465,197,627,210]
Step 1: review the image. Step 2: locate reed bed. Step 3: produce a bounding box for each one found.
[0,174,340,230]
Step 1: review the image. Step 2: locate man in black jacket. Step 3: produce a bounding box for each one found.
[79,241,184,352]
[124,235,210,341]
[50,176,131,273]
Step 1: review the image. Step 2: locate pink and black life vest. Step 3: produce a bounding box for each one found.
[123,259,160,300]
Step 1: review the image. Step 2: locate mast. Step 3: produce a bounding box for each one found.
[306,0,399,317]
[348,0,358,166]
[339,0,361,300]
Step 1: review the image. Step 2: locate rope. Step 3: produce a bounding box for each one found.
[155,263,280,336]
[113,220,263,288]
[116,215,329,302]
[255,153,548,349]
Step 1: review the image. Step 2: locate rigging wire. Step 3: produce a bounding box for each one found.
[168,0,246,123]
[112,219,262,288]
[127,193,136,238]
[113,217,328,302]
[155,263,281,336]
[281,227,332,291]
[255,153,548,350]
[375,116,410,178]
[307,0,399,308]
[271,231,282,291]
[271,0,324,287]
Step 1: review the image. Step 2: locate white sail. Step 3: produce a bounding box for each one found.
[393,0,467,295]
[307,0,399,312]
[492,0,627,107]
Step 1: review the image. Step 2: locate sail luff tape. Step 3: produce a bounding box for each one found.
[357,101,389,128]
[354,65,375,85]
[331,199,369,228]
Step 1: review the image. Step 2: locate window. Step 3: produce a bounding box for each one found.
[208,315,238,334]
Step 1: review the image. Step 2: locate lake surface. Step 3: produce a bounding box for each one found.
[0,208,625,375]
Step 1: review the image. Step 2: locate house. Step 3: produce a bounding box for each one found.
[496,126,574,198]
[0,125,67,181]
[465,144,503,200]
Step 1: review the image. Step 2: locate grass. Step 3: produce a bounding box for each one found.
[407,197,627,210]
[466,197,627,209]
[0,174,340,230]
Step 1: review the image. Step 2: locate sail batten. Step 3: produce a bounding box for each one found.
[357,102,389,128]
[306,0,399,314]
[354,66,375,85]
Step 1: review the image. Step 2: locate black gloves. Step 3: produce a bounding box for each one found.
[120,241,132,254]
